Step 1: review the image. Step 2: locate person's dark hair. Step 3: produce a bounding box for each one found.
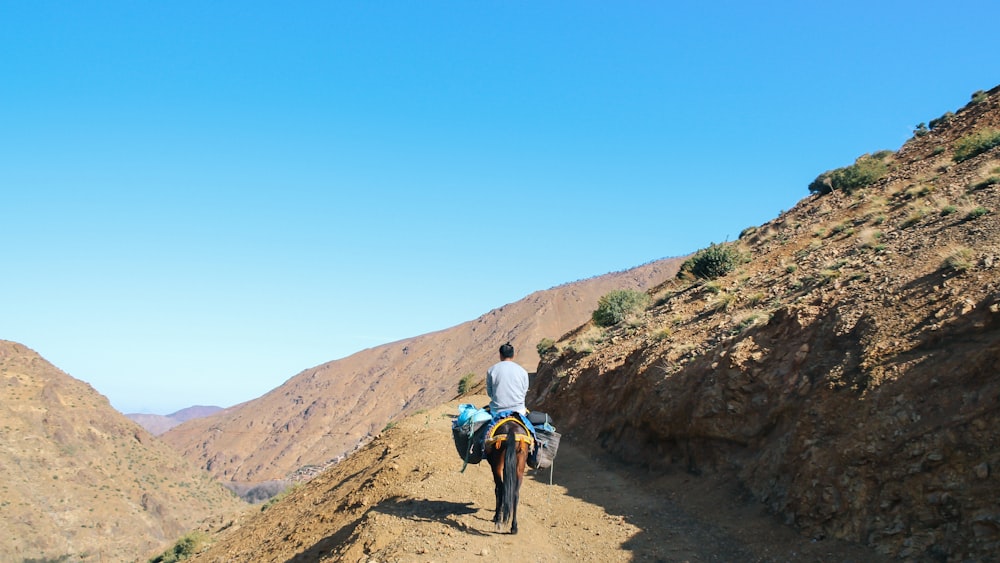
[499,342,515,359]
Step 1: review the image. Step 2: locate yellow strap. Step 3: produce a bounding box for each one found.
[487,417,532,440]
[486,434,534,448]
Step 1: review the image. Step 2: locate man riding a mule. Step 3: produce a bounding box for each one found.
[483,342,537,533]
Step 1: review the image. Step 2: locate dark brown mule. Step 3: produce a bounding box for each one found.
[485,418,532,533]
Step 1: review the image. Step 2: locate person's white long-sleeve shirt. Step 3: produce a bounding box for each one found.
[486,359,529,415]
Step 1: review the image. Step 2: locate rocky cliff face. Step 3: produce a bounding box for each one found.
[0,341,244,562]
[161,259,681,484]
[530,85,1000,560]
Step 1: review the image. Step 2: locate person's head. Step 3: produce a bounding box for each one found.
[499,342,515,360]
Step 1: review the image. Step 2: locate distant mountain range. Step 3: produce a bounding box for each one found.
[126,405,224,435]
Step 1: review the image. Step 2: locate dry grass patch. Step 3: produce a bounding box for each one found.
[941,246,976,273]
[857,228,884,249]
[568,326,605,354]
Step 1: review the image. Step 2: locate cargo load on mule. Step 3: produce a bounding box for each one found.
[526,411,561,470]
[452,404,561,474]
[452,404,492,466]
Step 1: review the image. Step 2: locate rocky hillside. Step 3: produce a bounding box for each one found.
[0,341,244,562]
[161,259,681,485]
[529,85,1000,560]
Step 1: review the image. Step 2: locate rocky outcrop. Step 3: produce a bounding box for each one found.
[531,85,1000,560]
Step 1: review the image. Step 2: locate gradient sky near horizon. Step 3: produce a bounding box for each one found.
[2,2,998,414]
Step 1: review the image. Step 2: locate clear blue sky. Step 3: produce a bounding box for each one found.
[2,2,997,414]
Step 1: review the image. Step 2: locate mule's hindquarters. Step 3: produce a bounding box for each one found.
[501,426,520,532]
[489,424,528,534]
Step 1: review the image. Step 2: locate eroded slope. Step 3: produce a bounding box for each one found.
[0,341,244,562]
[530,86,1000,560]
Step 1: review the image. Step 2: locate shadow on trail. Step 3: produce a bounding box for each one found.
[375,495,479,521]
[526,441,758,562]
[290,496,488,561]
[526,441,884,562]
[375,495,491,536]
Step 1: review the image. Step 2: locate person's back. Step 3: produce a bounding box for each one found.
[486,342,529,415]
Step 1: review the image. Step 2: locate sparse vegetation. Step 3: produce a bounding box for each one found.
[832,222,852,234]
[819,269,841,284]
[858,229,884,250]
[678,242,746,280]
[970,176,1000,191]
[536,338,557,356]
[902,208,926,228]
[709,292,736,313]
[592,289,650,327]
[929,112,953,130]
[953,129,1000,163]
[904,183,934,198]
[941,205,958,216]
[965,206,990,220]
[732,313,761,333]
[943,247,975,273]
[809,152,891,195]
[149,531,209,563]
[971,90,989,105]
[568,326,605,354]
[457,373,476,395]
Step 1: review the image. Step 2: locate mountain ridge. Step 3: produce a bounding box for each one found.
[161,258,683,485]
[126,405,224,436]
[0,340,244,562]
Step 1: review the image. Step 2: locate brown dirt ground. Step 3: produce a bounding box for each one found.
[193,394,886,562]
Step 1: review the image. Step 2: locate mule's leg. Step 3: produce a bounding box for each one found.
[491,450,504,528]
[511,442,528,534]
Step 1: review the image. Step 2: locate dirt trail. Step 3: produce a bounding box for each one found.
[193,395,886,562]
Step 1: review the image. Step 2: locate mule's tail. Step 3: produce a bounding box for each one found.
[500,426,519,525]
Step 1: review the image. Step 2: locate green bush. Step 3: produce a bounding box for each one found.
[807,173,834,195]
[457,373,476,395]
[536,338,557,356]
[678,243,746,280]
[953,129,1000,163]
[809,152,891,195]
[929,112,953,130]
[966,206,990,220]
[592,289,650,327]
[832,154,890,193]
[149,532,208,563]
